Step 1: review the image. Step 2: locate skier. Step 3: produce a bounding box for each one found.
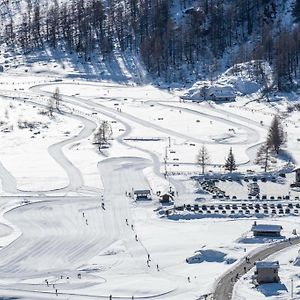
[126,218,128,225]
[135,234,138,241]
[156,264,159,271]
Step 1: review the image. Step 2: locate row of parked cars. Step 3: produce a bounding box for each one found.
[200,180,226,197]
[168,202,300,217]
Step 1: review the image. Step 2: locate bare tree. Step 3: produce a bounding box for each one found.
[47,98,55,117]
[53,87,61,112]
[197,144,210,174]
[255,143,273,172]
[94,121,113,151]
[224,147,237,172]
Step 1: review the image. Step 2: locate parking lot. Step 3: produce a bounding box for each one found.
[199,175,299,201]
[166,202,300,218]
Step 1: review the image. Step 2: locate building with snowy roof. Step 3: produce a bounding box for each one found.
[134,189,151,201]
[202,85,236,102]
[291,167,300,187]
[254,261,280,284]
[251,223,282,237]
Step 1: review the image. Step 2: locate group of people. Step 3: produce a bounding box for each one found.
[45,273,83,297]
[125,219,161,272]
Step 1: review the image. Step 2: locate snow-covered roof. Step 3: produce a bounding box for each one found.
[251,224,282,232]
[256,261,279,270]
[206,86,236,98]
[293,166,300,172]
[134,190,151,195]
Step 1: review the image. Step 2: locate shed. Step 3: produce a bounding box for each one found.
[134,190,151,201]
[254,261,280,284]
[251,223,282,237]
[160,193,174,204]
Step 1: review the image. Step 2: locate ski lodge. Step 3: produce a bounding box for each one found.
[202,85,236,102]
[254,261,280,284]
[251,223,282,237]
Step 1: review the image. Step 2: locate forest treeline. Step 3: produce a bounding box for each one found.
[2,0,300,89]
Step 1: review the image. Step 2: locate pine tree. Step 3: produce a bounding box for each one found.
[255,143,273,172]
[224,147,237,172]
[293,0,300,22]
[267,115,286,154]
[196,144,210,174]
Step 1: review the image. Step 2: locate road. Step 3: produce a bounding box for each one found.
[213,237,300,300]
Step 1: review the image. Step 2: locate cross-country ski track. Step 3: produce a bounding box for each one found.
[0,80,297,300]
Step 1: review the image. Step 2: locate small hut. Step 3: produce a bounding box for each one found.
[291,167,300,188]
[254,261,280,284]
[134,190,151,201]
[159,193,174,204]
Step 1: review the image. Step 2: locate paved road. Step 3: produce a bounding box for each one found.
[213,237,300,300]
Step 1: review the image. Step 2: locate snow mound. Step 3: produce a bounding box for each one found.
[186,249,236,264]
[219,60,273,94]
[182,60,273,100]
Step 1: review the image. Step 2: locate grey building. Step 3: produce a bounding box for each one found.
[291,167,300,187]
[134,190,151,201]
[251,223,282,237]
[254,261,280,284]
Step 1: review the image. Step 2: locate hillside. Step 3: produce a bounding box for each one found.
[0,0,299,90]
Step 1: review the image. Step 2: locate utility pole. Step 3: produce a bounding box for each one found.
[164,146,168,178]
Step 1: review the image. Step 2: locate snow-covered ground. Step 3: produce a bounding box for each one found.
[0,57,299,299]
